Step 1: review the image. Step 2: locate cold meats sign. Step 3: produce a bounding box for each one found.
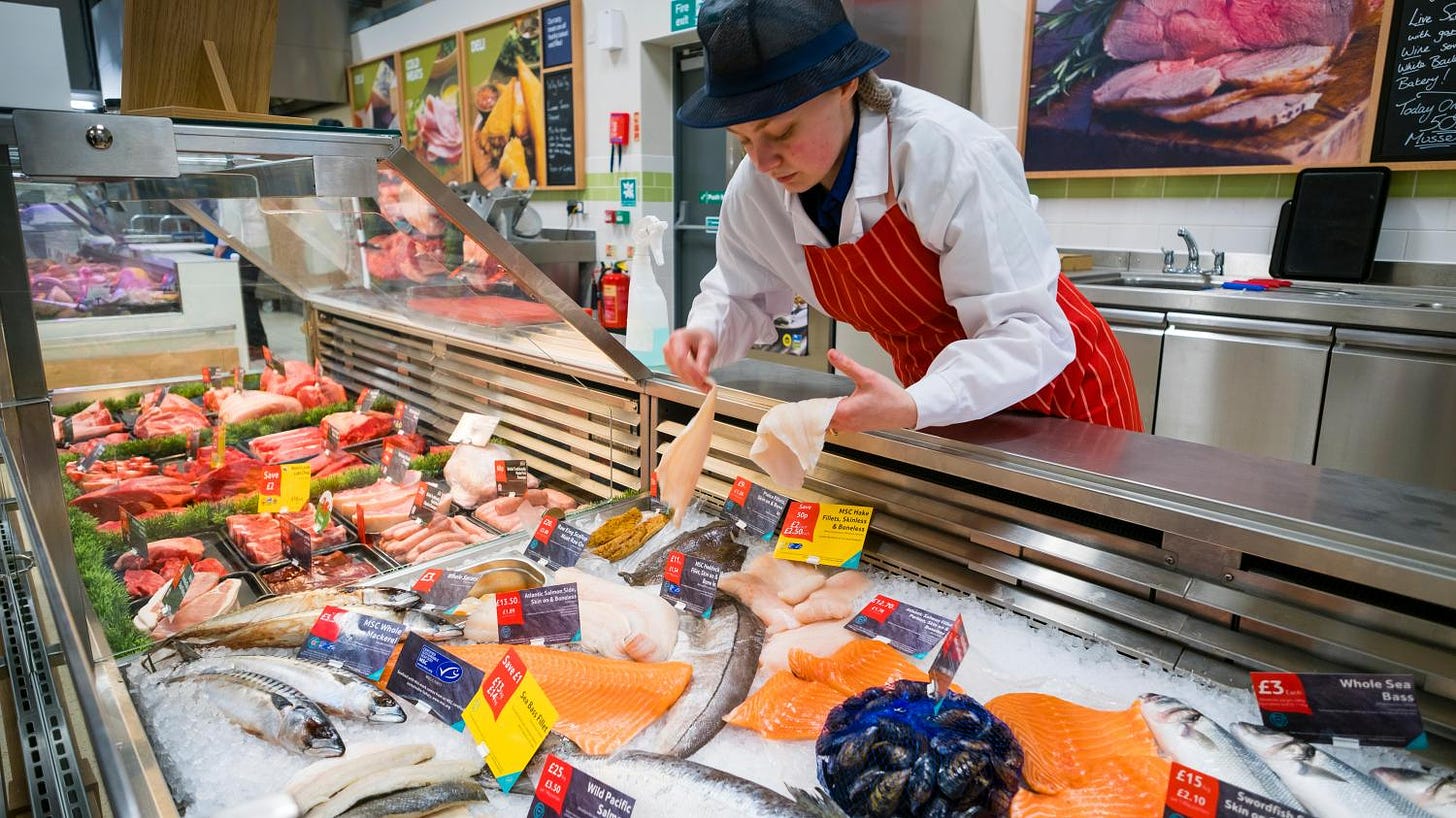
[1373,0,1456,161]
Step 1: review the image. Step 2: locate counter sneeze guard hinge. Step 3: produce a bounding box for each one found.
[0,517,92,816]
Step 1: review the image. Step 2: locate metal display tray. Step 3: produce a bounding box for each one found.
[254,543,392,595]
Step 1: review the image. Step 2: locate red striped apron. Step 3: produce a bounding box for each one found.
[801,132,1142,431]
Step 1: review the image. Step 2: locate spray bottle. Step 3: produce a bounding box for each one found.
[625,215,670,369]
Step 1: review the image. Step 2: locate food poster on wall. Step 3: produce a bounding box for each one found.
[1020,0,1389,174]
[465,14,546,191]
[401,36,468,184]
[349,58,399,130]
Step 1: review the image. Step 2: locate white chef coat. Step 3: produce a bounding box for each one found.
[685,80,1075,430]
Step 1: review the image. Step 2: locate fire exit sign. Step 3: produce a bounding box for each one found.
[671,0,698,32]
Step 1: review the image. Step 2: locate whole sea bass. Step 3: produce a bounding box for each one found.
[1371,768,1456,817]
[1140,694,1299,806]
[1232,723,1439,818]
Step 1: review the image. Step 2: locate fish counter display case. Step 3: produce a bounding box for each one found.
[1,111,1455,816]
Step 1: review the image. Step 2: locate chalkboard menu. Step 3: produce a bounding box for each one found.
[543,3,573,69]
[1373,0,1456,162]
[545,69,578,187]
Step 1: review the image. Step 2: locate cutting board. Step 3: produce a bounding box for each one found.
[1025,20,1382,172]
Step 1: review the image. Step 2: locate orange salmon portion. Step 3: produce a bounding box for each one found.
[788,639,932,696]
[1010,754,1171,818]
[380,643,692,755]
[723,671,845,740]
[987,693,1159,794]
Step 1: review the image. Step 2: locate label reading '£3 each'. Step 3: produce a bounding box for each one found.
[1250,672,1427,749]
[411,568,479,614]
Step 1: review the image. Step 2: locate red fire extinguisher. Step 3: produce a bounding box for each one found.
[599,261,629,330]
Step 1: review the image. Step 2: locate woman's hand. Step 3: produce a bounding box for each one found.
[663,328,718,392]
[828,349,918,433]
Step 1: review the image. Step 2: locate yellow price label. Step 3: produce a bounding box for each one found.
[461,648,557,791]
[258,463,311,513]
[773,501,872,568]
[210,425,227,469]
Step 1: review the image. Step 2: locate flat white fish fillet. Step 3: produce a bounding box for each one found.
[749,397,841,490]
[657,386,718,526]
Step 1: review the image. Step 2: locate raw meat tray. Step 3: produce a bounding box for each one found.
[216,520,363,573]
[110,530,267,611]
[127,571,268,617]
[118,396,212,431]
[255,544,392,595]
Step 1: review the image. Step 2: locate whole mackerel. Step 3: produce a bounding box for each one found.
[173,654,406,722]
[620,520,746,586]
[1140,694,1299,807]
[165,668,344,757]
[1371,768,1456,817]
[1232,723,1439,818]
[186,606,462,649]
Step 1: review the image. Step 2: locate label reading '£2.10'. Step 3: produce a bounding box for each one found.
[660,551,721,618]
[461,648,558,792]
[298,605,408,681]
[722,476,792,539]
[773,501,873,568]
[524,515,588,569]
[1250,672,1427,748]
[495,584,581,646]
[1164,761,1312,818]
[531,753,636,818]
[386,633,486,730]
[846,595,955,660]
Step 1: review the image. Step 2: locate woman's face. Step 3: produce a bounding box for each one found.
[728,80,858,194]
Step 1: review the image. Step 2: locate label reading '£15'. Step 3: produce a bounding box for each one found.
[722,476,792,539]
[411,567,479,614]
[660,550,721,618]
[494,459,529,496]
[525,515,588,569]
[385,633,486,730]
[258,462,310,514]
[846,595,955,660]
[1250,672,1427,748]
[1164,761,1312,818]
[773,502,873,568]
[298,605,408,681]
[495,584,581,646]
[461,648,558,792]
[531,753,636,818]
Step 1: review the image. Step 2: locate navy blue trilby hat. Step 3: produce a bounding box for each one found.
[676,0,889,129]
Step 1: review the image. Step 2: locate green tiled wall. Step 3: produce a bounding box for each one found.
[579,171,674,203]
[1029,170,1456,200]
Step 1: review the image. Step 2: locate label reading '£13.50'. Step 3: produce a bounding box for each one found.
[258,462,310,514]
[298,605,408,681]
[494,459,529,496]
[660,550,721,618]
[461,648,558,792]
[531,753,636,818]
[495,584,581,646]
[846,595,955,660]
[928,614,968,701]
[386,633,486,729]
[1164,761,1311,818]
[411,568,480,614]
[722,476,792,539]
[410,481,452,524]
[524,515,589,569]
[1250,672,1427,748]
[774,501,873,568]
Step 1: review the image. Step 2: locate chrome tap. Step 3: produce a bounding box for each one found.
[1176,227,1200,276]
[1161,248,1177,274]
[1211,249,1226,278]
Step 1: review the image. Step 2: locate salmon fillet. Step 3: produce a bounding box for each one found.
[380,643,692,755]
[789,639,932,696]
[722,671,845,740]
[1010,754,1171,818]
[986,693,1159,794]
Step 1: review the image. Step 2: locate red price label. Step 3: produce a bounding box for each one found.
[260,465,282,496]
[494,460,507,484]
[863,594,899,624]
[727,477,751,507]
[481,647,526,718]
[664,550,685,584]
[381,445,393,468]
[1251,672,1314,716]
[413,568,441,594]
[309,605,346,642]
[781,502,820,540]
[649,471,658,499]
[1165,762,1219,818]
[354,505,367,538]
[201,366,212,386]
[533,515,558,544]
[495,591,524,630]
[535,754,573,814]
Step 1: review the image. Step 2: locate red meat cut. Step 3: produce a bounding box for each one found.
[70,476,195,523]
[217,391,304,424]
[320,411,394,448]
[123,569,166,597]
[1103,0,1355,62]
[194,460,266,503]
[134,393,210,439]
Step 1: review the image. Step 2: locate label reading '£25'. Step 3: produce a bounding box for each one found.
[773,502,873,568]
[385,633,486,730]
[298,605,408,681]
[495,584,581,646]
[846,595,955,660]
[411,568,480,613]
[531,753,636,818]
[660,551,721,618]
[722,476,792,539]
[1164,761,1312,818]
[461,648,558,792]
[525,516,589,569]
[1250,672,1427,749]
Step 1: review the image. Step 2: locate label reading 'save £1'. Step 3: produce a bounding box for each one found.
[722,476,792,539]
[660,551,721,618]
[524,516,589,569]
[1164,761,1311,818]
[531,753,635,818]
[411,567,479,613]
[495,584,581,645]
[773,502,872,568]
[386,633,486,730]
[1250,672,1427,748]
[461,648,558,792]
[298,605,408,681]
[846,595,955,660]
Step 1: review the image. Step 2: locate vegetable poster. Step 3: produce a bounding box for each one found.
[465,14,546,190]
[400,35,468,184]
[349,58,399,131]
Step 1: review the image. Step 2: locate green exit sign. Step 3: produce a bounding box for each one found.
[671,0,698,32]
[699,190,724,205]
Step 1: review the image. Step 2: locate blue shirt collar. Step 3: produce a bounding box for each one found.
[799,106,860,246]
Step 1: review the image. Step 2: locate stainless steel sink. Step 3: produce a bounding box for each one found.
[1076,273,1216,291]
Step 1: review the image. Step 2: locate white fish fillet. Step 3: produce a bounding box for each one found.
[304,758,482,818]
[288,744,436,812]
[759,619,859,672]
[749,397,841,490]
[792,571,871,624]
[656,386,718,526]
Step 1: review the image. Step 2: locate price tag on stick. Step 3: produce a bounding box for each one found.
[411,568,480,613]
[285,519,314,572]
[1250,672,1427,748]
[355,388,377,413]
[122,511,148,560]
[928,614,968,702]
[410,482,452,524]
[494,459,528,496]
[382,444,410,485]
[524,515,589,569]
[531,753,636,818]
[298,605,408,680]
[211,424,227,468]
[78,442,106,473]
[159,564,195,619]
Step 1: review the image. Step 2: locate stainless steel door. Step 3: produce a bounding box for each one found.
[1317,329,1456,491]
[1155,313,1332,463]
[1100,307,1165,433]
